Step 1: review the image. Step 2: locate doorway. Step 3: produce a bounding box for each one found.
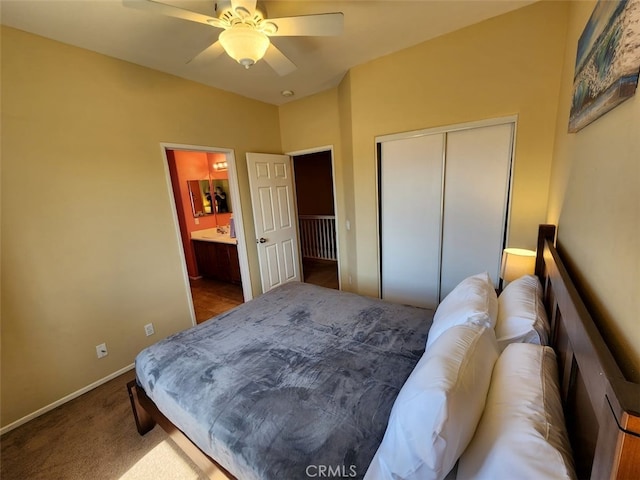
[290,148,340,290]
[162,143,252,325]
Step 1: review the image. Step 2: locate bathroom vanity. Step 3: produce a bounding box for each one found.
[191,228,241,284]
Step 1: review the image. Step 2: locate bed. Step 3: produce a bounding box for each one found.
[128,280,433,479]
[128,224,640,479]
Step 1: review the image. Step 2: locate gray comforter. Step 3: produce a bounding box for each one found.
[136,282,433,479]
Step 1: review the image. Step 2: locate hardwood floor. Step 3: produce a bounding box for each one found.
[190,259,338,324]
[303,258,339,290]
[190,277,244,324]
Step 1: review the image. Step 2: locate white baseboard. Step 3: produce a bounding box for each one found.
[0,363,135,435]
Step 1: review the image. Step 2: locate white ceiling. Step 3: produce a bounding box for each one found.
[1,0,536,105]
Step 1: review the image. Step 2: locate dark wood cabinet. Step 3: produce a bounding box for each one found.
[193,240,241,284]
[193,240,219,278]
[228,244,241,284]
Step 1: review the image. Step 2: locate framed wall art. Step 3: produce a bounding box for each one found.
[569,0,640,132]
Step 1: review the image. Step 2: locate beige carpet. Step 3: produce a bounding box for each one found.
[1,369,207,480]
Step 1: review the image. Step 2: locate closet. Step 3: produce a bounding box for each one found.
[378,117,515,309]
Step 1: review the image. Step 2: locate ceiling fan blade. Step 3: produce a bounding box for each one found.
[263,44,297,76]
[122,0,216,26]
[187,41,225,65]
[267,13,344,37]
[230,0,257,16]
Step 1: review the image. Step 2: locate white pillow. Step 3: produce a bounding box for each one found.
[496,274,550,351]
[426,272,497,349]
[457,343,575,480]
[365,323,499,480]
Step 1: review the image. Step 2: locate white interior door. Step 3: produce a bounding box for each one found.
[380,134,444,308]
[246,152,301,292]
[440,123,513,298]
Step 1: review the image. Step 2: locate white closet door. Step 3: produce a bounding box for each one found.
[440,123,513,298]
[380,133,444,308]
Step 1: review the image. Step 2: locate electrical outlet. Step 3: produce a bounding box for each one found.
[144,323,155,337]
[96,343,108,359]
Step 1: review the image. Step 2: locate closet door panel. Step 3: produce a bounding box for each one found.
[440,123,513,298]
[380,134,444,308]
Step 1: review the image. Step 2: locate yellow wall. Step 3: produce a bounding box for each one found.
[337,72,359,292]
[343,1,568,296]
[1,26,280,427]
[548,1,640,381]
[279,88,358,290]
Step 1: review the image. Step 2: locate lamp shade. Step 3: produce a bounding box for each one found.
[500,248,536,283]
[219,25,270,68]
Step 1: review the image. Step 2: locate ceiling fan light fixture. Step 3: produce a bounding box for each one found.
[219,24,270,69]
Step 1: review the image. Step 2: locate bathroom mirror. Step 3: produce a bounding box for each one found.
[211,179,232,214]
[187,179,214,217]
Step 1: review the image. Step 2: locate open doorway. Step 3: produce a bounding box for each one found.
[291,149,339,290]
[162,144,252,324]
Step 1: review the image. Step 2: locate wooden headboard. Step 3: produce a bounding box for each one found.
[535,225,640,479]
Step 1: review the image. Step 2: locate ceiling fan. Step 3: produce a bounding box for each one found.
[123,0,344,76]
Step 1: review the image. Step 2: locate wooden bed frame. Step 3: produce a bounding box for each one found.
[535,224,640,479]
[128,224,640,479]
[127,378,234,479]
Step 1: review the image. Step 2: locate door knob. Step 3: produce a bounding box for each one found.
[257,237,267,243]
